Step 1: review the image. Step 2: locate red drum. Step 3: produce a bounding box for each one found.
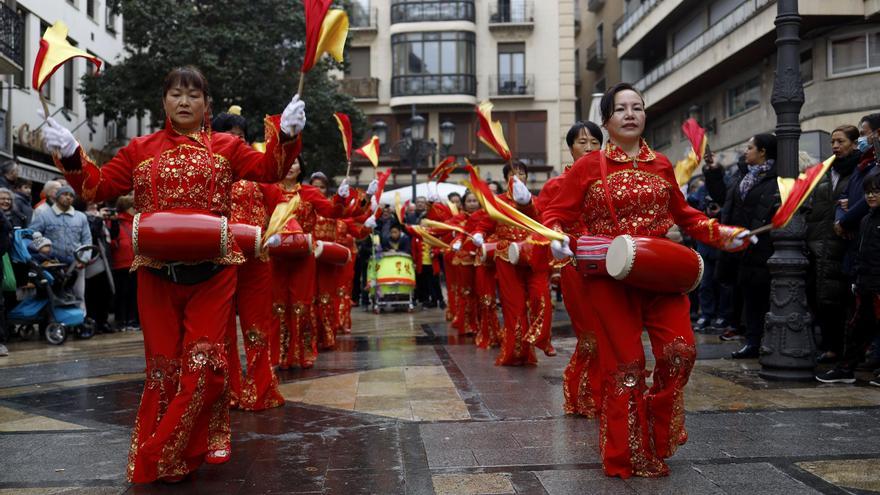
[605,235,704,294]
[479,242,497,266]
[230,223,262,259]
[269,233,313,258]
[575,235,613,276]
[507,240,547,266]
[133,210,229,262]
[314,240,351,265]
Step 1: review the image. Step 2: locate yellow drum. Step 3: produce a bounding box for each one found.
[375,252,416,288]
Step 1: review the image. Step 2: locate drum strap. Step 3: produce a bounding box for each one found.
[598,151,619,226]
[149,130,218,212]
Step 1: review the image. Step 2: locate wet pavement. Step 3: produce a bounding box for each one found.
[1,305,880,494]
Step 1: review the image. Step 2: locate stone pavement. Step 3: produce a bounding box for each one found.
[1,306,880,494]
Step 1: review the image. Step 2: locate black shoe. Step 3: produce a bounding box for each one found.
[815,368,856,384]
[731,344,759,359]
[693,317,710,331]
[719,329,744,342]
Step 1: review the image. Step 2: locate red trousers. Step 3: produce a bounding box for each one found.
[475,264,501,349]
[316,262,341,349]
[494,260,538,366]
[585,277,696,479]
[231,259,284,411]
[127,266,235,483]
[452,264,478,336]
[272,256,318,369]
[443,252,457,322]
[338,257,356,332]
[560,264,600,417]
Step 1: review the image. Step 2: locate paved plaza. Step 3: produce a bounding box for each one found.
[1,307,880,494]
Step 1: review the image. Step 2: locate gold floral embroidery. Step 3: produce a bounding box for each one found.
[658,337,696,457]
[584,170,674,237]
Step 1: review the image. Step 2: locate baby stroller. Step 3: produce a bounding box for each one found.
[7,229,98,345]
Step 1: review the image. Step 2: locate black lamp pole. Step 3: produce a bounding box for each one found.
[759,0,814,380]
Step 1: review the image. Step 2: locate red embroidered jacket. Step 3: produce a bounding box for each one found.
[541,140,732,248]
[474,192,540,264]
[273,183,345,235]
[230,181,284,227]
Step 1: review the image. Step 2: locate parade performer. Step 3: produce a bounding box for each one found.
[536,120,604,417]
[542,83,754,479]
[449,191,484,336]
[40,66,305,482]
[337,211,374,333]
[427,199,460,322]
[213,109,285,412]
[269,163,352,369]
[473,163,555,365]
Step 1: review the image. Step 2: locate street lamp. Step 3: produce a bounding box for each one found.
[372,120,388,151]
[440,120,456,156]
[379,113,442,206]
[759,0,813,381]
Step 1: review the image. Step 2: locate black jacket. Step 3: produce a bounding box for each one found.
[855,207,880,292]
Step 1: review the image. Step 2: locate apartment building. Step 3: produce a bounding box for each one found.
[578,0,880,167]
[574,0,623,123]
[343,0,578,188]
[0,0,143,185]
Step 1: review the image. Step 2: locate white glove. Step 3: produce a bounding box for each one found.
[427,182,441,203]
[40,112,79,158]
[728,230,759,250]
[370,196,379,213]
[366,179,379,196]
[364,216,377,229]
[266,234,282,248]
[280,94,306,137]
[452,240,462,251]
[851,283,857,295]
[511,176,532,205]
[337,179,350,199]
[472,233,484,247]
[550,237,573,260]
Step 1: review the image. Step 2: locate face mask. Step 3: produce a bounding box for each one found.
[857,136,869,153]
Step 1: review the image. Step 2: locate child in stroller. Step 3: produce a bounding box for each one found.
[7,229,97,344]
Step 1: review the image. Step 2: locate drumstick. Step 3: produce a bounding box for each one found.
[749,224,773,236]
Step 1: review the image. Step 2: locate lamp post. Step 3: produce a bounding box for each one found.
[440,120,456,157]
[759,0,813,381]
[375,114,447,203]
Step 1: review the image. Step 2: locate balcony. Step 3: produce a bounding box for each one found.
[587,0,605,13]
[340,77,380,101]
[633,0,773,95]
[613,0,661,48]
[0,4,24,74]
[488,0,534,31]
[586,41,605,71]
[489,74,535,98]
[390,0,475,24]
[391,74,476,98]
[350,7,378,32]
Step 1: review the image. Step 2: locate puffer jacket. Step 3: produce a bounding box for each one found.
[855,207,880,292]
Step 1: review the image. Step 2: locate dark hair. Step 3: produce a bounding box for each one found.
[0,159,17,175]
[502,160,528,180]
[212,112,248,136]
[863,172,880,193]
[861,113,880,132]
[462,190,477,204]
[600,82,644,125]
[116,194,134,212]
[13,178,31,189]
[447,192,461,201]
[163,66,210,98]
[389,224,401,232]
[751,133,777,162]
[566,121,603,148]
[832,125,860,143]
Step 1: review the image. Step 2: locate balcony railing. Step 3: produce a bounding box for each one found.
[340,77,380,100]
[350,7,378,31]
[587,0,605,13]
[633,0,773,93]
[488,0,534,25]
[391,74,476,97]
[390,0,475,24]
[489,74,534,97]
[0,3,25,72]
[586,41,605,71]
[613,0,661,46]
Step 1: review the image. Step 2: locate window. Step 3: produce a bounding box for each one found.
[800,48,813,83]
[39,21,52,101]
[709,0,745,26]
[106,4,117,33]
[391,32,476,96]
[497,43,525,94]
[673,12,704,52]
[497,0,527,23]
[63,60,75,111]
[651,121,672,150]
[439,113,473,157]
[596,23,604,58]
[829,30,880,76]
[726,76,760,117]
[347,47,371,78]
[515,112,547,165]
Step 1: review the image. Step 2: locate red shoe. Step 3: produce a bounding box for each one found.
[206,448,231,465]
[543,345,557,357]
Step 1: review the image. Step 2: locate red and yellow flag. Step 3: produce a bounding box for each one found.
[412,226,451,250]
[301,0,349,74]
[32,21,102,91]
[393,193,407,225]
[476,101,511,162]
[333,112,353,162]
[674,118,709,187]
[771,155,836,229]
[429,156,458,183]
[355,136,381,168]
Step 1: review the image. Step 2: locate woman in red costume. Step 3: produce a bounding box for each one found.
[449,191,484,336]
[269,164,353,369]
[473,163,555,365]
[40,66,305,483]
[536,120,604,417]
[337,211,374,333]
[212,110,285,412]
[542,83,753,479]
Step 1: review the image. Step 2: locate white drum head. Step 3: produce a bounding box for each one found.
[314,240,325,259]
[480,244,488,263]
[605,235,636,280]
[508,242,520,265]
